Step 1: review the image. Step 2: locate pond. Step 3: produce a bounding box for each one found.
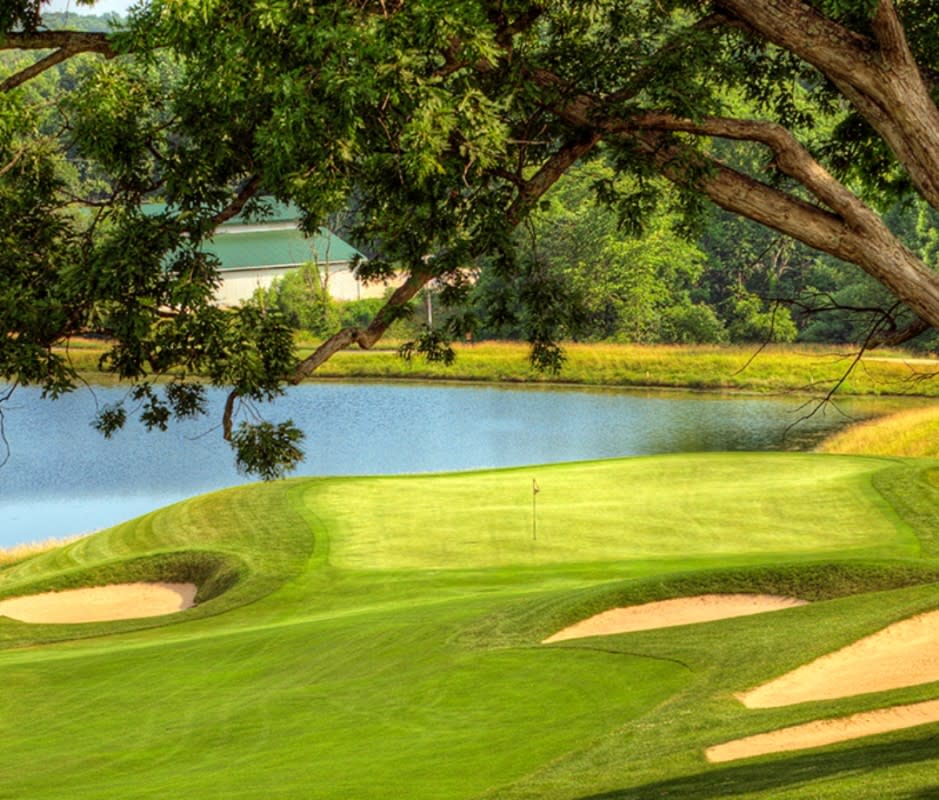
[0,380,921,547]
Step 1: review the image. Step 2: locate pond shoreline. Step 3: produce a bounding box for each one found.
[1,380,914,549]
[59,340,939,398]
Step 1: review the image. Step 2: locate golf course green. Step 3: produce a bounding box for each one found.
[3,452,939,798]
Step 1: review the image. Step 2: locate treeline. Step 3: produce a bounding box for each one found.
[11,13,939,351]
[39,12,118,32]
[262,157,939,350]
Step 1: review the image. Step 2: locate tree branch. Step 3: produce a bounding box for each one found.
[288,266,436,385]
[1,31,116,52]
[635,131,939,329]
[713,0,877,87]
[868,316,932,348]
[1,31,117,92]
[871,0,910,62]
[626,113,881,231]
[714,0,939,210]
[287,129,602,387]
[209,175,262,228]
[222,388,237,441]
[0,147,25,178]
[520,61,939,333]
[506,131,601,225]
[786,291,931,348]
[786,304,903,434]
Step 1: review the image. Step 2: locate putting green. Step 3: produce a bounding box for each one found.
[309,453,918,569]
[1,452,938,799]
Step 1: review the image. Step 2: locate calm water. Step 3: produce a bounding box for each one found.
[0,381,918,546]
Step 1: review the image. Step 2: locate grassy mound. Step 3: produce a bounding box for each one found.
[0,479,314,645]
[3,453,939,798]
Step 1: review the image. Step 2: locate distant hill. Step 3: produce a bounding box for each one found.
[41,11,123,32]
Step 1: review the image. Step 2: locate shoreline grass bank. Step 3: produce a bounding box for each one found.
[820,404,939,457]
[61,339,939,397]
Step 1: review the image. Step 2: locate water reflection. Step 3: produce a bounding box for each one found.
[0,381,922,546]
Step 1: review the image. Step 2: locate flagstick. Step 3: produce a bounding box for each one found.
[532,478,539,541]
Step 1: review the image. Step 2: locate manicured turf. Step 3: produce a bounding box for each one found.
[3,453,939,798]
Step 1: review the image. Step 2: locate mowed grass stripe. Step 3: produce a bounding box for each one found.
[1,454,939,798]
[0,590,688,799]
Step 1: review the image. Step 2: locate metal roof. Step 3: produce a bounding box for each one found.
[140,200,364,271]
[204,227,362,271]
[141,198,300,226]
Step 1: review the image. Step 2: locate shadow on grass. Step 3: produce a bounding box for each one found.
[576,730,939,799]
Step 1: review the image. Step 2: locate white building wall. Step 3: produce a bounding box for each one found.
[216,262,398,306]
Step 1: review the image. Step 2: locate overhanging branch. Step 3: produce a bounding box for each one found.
[521,61,939,332]
[868,317,932,348]
[289,266,436,385]
[286,131,603,388]
[1,31,117,92]
[714,0,939,209]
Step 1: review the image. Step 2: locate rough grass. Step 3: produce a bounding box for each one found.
[309,341,939,396]
[60,337,939,396]
[3,453,939,798]
[820,403,939,457]
[0,534,87,568]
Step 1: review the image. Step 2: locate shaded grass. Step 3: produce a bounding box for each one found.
[3,454,939,798]
[569,732,939,800]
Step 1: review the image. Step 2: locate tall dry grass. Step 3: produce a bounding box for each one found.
[59,337,939,396]
[0,534,86,568]
[818,404,939,457]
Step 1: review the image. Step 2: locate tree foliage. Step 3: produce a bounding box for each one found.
[4,0,939,475]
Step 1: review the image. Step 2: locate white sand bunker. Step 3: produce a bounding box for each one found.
[0,582,197,624]
[707,699,939,763]
[543,594,807,643]
[740,608,939,708]
[709,608,939,762]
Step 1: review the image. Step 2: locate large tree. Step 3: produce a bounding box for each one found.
[3,0,939,475]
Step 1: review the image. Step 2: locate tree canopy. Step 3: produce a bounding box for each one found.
[3,0,939,476]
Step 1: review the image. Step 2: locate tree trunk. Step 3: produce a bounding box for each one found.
[716,0,939,210]
[641,134,939,332]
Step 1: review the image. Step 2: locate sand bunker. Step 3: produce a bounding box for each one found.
[543,594,807,643]
[543,597,939,761]
[740,608,939,708]
[0,582,197,624]
[709,608,939,761]
[707,699,939,763]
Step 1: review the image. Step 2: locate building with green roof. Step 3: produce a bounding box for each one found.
[144,201,388,305]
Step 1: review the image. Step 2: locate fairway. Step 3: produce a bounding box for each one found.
[2,452,939,798]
